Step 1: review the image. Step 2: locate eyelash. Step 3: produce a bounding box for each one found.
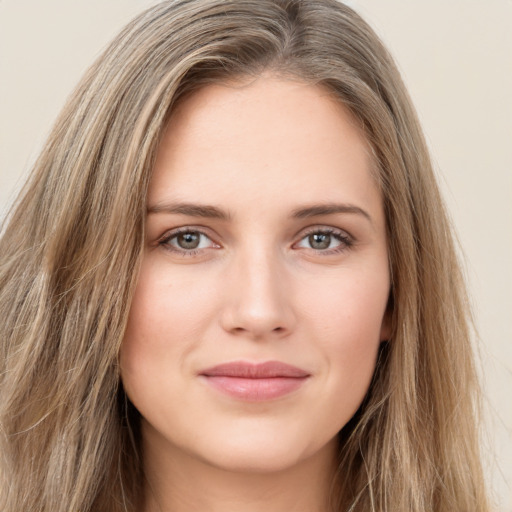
[157,226,354,257]
[296,227,354,255]
[157,227,216,257]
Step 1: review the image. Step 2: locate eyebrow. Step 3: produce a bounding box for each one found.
[147,202,231,220]
[291,203,373,224]
[147,201,372,224]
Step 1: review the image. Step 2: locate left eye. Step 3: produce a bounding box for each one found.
[163,230,216,251]
[295,230,350,251]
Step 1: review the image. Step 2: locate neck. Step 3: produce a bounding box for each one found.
[142,428,339,512]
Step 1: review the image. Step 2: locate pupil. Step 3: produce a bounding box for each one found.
[309,233,330,250]
[178,232,200,249]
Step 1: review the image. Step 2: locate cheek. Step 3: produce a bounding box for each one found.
[119,257,229,417]
[300,269,388,412]
[122,258,215,347]
[120,260,198,398]
[303,266,389,345]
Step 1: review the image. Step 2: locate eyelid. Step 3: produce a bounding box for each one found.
[295,224,353,240]
[157,226,221,255]
[292,225,355,253]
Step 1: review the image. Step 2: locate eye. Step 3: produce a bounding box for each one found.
[159,228,219,254]
[294,228,353,253]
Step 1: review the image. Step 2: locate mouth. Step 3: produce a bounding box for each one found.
[198,361,311,401]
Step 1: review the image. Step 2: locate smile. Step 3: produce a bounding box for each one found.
[199,361,311,401]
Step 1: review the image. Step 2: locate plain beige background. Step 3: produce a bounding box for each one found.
[0,0,510,509]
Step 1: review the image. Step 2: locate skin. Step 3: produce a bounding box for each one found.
[120,76,391,512]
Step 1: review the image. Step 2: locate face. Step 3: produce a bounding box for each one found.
[121,76,390,475]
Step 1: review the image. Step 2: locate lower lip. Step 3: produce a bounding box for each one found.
[201,376,308,401]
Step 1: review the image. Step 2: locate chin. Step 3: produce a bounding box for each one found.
[210,445,303,474]
[190,424,337,475]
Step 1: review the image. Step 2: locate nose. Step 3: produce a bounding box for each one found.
[220,246,297,340]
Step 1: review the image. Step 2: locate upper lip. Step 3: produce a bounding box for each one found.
[199,361,310,378]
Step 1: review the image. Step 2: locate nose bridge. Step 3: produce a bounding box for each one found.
[221,241,295,338]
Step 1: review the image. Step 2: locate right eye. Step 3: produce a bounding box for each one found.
[159,228,219,255]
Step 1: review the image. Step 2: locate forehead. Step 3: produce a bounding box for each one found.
[148,76,381,220]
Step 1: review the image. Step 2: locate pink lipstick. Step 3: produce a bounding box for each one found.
[199,361,310,401]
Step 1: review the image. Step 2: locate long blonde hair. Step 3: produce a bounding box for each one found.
[0,1,488,510]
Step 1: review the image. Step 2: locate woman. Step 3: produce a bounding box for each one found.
[0,1,489,511]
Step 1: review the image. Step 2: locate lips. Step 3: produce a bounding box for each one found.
[199,361,310,401]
